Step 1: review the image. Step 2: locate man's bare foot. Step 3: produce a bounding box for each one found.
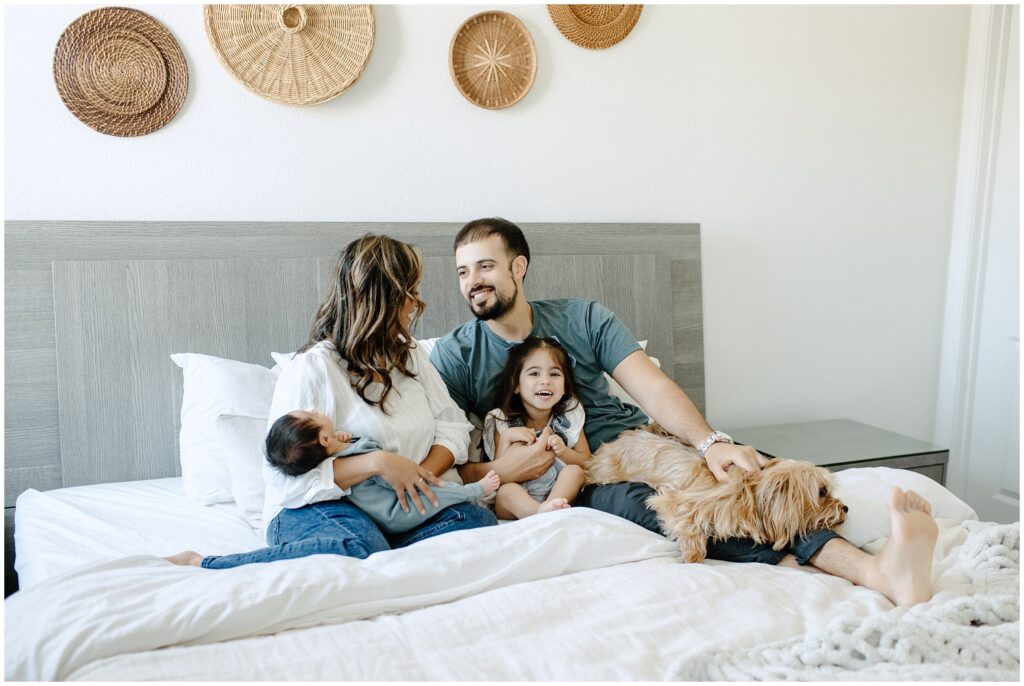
[537,498,571,514]
[164,550,203,566]
[867,487,938,607]
[478,470,501,497]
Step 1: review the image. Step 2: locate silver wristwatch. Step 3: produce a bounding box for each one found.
[696,430,734,459]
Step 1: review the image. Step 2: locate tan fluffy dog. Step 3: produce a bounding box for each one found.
[586,426,848,562]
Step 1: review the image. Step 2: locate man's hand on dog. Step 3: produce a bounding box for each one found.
[704,443,768,482]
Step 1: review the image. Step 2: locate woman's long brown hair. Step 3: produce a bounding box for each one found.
[300,234,426,411]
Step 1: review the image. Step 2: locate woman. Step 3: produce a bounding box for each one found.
[168,234,497,568]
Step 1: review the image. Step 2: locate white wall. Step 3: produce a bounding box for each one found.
[4,4,970,442]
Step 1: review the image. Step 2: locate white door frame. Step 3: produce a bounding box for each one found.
[935,5,1017,500]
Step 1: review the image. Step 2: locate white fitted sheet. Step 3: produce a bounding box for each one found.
[14,477,263,590]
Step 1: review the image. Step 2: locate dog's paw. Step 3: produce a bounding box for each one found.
[682,549,706,563]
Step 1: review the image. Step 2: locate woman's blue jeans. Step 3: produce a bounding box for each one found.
[201,499,497,569]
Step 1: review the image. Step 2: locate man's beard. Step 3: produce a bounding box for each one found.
[469,281,518,321]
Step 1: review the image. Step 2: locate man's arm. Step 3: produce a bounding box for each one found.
[457,428,556,483]
[611,350,766,480]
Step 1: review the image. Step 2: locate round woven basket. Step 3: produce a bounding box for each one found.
[204,4,374,106]
[53,7,188,137]
[547,4,643,50]
[449,11,536,110]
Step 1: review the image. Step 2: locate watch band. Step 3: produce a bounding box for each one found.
[696,430,734,459]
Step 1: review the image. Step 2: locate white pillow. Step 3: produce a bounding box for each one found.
[605,341,659,407]
[270,351,296,370]
[170,353,278,504]
[833,467,978,547]
[416,337,439,356]
[215,414,269,531]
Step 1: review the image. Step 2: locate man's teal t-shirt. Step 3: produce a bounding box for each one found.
[429,299,649,451]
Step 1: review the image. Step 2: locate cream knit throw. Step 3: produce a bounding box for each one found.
[675,521,1020,681]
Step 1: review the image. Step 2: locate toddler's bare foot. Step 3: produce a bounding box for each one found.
[164,550,203,566]
[537,498,571,514]
[866,487,938,607]
[478,469,501,496]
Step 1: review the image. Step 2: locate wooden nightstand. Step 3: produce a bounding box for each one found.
[721,419,950,485]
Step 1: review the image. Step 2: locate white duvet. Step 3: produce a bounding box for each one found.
[6,466,1020,681]
[0,506,936,682]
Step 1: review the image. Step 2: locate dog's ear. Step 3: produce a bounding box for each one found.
[755,465,802,550]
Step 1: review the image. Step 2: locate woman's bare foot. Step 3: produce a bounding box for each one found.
[867,487,938,607]
[478,470,501,497]
[164,550,203,566]
[537,497,571,514]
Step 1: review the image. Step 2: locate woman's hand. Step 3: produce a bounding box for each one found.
[373,452,444,514]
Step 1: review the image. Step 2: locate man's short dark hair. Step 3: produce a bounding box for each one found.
[454,218,531,276]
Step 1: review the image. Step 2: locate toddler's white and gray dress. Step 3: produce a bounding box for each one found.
[482,403,586,502]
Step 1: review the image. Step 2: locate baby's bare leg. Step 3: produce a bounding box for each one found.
[495,483,541,519]
[476,469,501,497]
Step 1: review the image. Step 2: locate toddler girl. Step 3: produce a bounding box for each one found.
[267,410,500,534]
[483,337,590,519]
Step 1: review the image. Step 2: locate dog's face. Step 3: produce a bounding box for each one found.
[753,459,847,550]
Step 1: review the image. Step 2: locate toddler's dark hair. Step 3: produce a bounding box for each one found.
[491,337,579,425]
[265,412,329,477]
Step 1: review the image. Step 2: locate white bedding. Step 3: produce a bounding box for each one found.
[14,478,263,590]
[6,472,1019,681]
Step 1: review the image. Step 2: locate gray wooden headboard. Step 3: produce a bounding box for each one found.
[4,221,702,592]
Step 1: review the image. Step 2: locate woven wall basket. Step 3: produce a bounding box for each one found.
[53,7,188,137]
[449,11,536,110]
[547,5,643,50]
[204,4,374,106]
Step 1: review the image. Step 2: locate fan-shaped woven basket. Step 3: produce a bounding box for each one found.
[53,7,188,137]
[449,11,537,110]
[547,4,643,50]
[204,4,374,106]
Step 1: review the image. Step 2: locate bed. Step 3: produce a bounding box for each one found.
[4,222,1020,680]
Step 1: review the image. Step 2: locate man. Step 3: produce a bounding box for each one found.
[430,217,938,607]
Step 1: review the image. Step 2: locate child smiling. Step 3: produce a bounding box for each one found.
[483,337,591,519]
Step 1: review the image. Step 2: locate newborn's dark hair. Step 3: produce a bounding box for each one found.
[265,412,329,477]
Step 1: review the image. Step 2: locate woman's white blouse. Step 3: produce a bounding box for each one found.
[262,340,473,526]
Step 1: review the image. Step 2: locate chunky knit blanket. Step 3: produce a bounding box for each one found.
[675,521,1020,681]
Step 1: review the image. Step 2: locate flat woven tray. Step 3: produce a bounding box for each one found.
[449,11,536,110]
[53,7,188,137]
[204,4,375,106]
[547,5,643,50]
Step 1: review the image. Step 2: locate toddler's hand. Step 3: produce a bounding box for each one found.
[547,434,566,454]
[336,430,353,444]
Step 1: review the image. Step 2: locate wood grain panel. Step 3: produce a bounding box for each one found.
[5,311,55,351]
[5,466,63,506]
[4,268,52,314]
[6,222,698,260]
[5,349,61,485]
